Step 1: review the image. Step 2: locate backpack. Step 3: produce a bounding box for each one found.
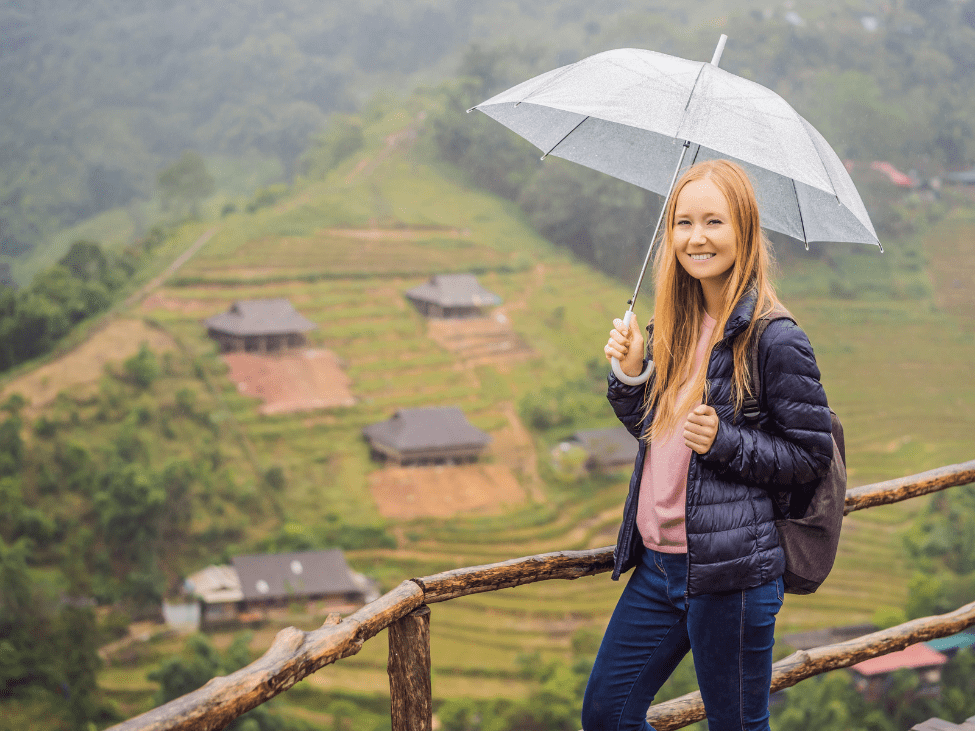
[741,307,847,595]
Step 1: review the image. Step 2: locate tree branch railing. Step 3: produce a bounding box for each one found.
[107,459,975,731]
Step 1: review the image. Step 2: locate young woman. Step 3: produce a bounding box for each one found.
[582,160,834,731]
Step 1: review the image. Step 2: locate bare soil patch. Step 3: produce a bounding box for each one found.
[426,311,533,367]
[369,464,528,519]
[222,349,354,415]
[2,318,176,412]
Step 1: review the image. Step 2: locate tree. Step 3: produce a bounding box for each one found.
[157,151,215,217]
[148,634,283,731]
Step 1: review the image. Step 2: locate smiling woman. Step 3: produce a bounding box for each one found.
[672,177,739,315]
[590,159,834,731]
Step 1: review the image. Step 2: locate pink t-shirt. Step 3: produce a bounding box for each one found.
[637,312,717,554]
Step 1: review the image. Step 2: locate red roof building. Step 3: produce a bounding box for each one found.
[850,643,948,702]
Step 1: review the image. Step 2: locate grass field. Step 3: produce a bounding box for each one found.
[5,106,974,729]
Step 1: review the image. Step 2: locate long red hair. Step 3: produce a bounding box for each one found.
[644,159,778,442]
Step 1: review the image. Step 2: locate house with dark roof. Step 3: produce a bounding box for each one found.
[562,426,639,471]
[363,406,491,466]
[405,274,502,318]
[232,550,367,608]
[205,298,317,353]
[177,551,378,629]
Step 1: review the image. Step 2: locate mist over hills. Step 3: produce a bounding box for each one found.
[6,0,975,275]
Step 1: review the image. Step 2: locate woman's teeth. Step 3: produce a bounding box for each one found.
[690,253,715,260]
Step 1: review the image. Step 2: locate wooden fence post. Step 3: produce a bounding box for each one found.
[388,604,432,731]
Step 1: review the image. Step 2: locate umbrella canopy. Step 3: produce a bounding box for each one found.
[472,46,880,250]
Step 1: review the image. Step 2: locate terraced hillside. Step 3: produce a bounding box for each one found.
[6,106,975,727]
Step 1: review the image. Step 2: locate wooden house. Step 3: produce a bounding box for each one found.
[183,564,245,629]
[363,407,491,466]
[182,550,374,629]
[405,274,501,318]
[205,298,316,353]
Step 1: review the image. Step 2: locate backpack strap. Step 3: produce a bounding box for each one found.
[741,305,794,424]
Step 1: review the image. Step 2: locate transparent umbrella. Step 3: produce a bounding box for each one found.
[470,35,881,384]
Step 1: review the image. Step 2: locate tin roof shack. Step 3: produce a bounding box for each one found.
[563,427,638,471]
[363,407,491,466]
[912,715,975,731]
[183,564,244,630]
[233,550,365,612]
[205,298,317,353]
[924,632,975,659]
[850,643,948,703]
[405,274,502,318]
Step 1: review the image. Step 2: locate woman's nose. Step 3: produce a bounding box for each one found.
[689,225,707,244]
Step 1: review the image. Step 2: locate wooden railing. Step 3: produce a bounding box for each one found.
[108,459,975,731]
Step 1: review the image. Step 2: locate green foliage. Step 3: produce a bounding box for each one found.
[0,237,159,374]
[253,514,396,554]
[149,633,285,731]
[300,115,365,179]
[157,151,216,218]
[245,184,290,213]
[518,378,604,432]
[123,343,161,389]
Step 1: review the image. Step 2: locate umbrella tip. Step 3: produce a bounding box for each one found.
[466,107,475,114]
[710,34,728,67]
[878,242,885,254]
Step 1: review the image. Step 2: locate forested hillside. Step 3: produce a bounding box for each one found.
[4,2,975,729]
[6,0,975,280]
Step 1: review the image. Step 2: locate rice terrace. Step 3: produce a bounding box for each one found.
[3,15,975,729]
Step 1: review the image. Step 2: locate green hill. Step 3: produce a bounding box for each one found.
[3,98,975,729]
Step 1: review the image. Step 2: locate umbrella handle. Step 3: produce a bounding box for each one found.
[610,310,654,386]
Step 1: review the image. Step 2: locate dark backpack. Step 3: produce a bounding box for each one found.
[741,308,847,595]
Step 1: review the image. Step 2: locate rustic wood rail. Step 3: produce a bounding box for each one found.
[108,458,975,731]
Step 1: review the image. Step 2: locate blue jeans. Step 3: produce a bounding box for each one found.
[582,549,784,731]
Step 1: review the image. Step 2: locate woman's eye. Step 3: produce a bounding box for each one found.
[676,220,690,226]
[709,219,723,225]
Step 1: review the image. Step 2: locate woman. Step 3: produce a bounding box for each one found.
[582,160,834,731]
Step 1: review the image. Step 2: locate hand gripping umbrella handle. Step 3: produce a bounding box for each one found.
[610,310,654,386]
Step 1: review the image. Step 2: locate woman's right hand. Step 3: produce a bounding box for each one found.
[604,314,645,377]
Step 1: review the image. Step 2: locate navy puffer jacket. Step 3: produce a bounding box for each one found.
[609,293,834,596]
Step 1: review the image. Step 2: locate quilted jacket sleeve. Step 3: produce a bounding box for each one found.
[700,320,833,486]
[606,363,651,440]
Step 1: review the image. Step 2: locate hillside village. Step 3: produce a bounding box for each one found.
[3,21,975,727]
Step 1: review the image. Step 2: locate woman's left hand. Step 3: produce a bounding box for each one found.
[684,405,719,455]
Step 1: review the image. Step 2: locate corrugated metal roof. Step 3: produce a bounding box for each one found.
[852,643,947,676]
[925,632,975,652]
[362,407,491,452]
[912,716,975,731]
[233,550,359,602]
[405,274,502,308]
[204,298,317,336]
[184,565,243,604]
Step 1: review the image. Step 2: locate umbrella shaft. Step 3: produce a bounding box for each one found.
[628,139,692,314]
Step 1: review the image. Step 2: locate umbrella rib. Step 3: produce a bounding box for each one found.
[540,115,590,159]
[673,64,708,140]
[791,178,809,250]
[511,60,586,107]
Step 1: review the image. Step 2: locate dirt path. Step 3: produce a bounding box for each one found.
[125,225,221,307]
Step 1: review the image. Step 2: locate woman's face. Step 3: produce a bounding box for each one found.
[672,178,738,288]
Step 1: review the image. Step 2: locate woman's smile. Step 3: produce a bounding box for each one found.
[672,177,738,292]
